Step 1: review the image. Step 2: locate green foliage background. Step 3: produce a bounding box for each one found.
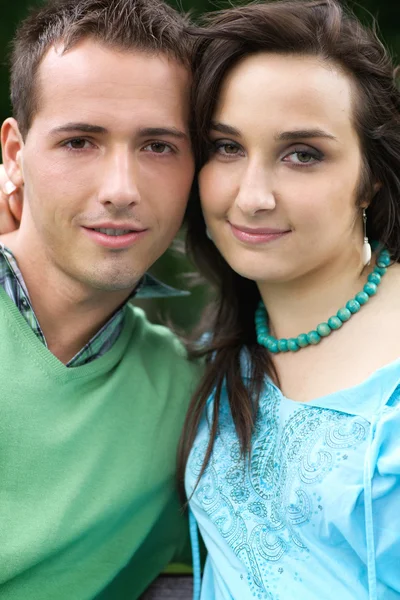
[0,0,398,330]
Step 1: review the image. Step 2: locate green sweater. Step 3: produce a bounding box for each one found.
[0,286,201,599]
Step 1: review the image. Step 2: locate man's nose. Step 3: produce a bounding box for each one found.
[98,148,140,209]
[235,162,276,216]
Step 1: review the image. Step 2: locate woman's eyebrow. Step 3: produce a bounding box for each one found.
[210,124,338,142]
[210,122,241,137]
[275,129,338,141]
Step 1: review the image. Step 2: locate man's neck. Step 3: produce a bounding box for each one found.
[31,285,131,364]
[2,232,136,364]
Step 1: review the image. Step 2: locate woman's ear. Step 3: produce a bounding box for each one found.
[372,181,382,195]
[360,181,382,210]
[1,118,24,189]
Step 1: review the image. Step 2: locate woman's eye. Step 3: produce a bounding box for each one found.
[221,144,239,154]
[283,149,322,165]
[143,142,172,154]
[213,141,243,156]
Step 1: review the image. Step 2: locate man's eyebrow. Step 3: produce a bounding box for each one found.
[137,127,188,140]
[49,123,108,136]
[49,124,188,140]
[210,122,241,137]
[275,129,338,142]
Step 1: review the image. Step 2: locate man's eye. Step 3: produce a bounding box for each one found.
[63,138,92,151]
[143,142,172,154]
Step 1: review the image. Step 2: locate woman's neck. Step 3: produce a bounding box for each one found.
[257,247,374,340]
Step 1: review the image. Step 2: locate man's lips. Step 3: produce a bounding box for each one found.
[83,222,146,232]
[81,224,148,249]
[229,222,291,244]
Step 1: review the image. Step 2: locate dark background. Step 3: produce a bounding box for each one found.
[0,0,398,330]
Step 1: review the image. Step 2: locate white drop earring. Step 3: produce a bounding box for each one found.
[206,228,213,241]
[362,208,372,267]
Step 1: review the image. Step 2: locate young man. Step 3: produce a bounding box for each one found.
[0,0,201,598]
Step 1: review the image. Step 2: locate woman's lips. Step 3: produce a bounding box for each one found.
[229,222,291,245]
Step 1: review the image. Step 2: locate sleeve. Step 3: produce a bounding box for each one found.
[369,398,400,593]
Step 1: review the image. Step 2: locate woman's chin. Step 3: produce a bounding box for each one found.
[227,260,294,285]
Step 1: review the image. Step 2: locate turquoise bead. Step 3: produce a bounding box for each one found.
[255,247,391,354]
[346,299,361,314]
[328,316,343,330]
[307,330,321,345]
[377,253,391,267]
[337,307,351,322]
[267,339,279,353]
[277,339,289,352]
[355,291,369,305]
[297,333,309,347]
[364,282,377,296]
[316,323,331,337]
[368,272,381,285]
[287,338,300,352]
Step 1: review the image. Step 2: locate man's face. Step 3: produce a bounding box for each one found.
[15,39,194,292]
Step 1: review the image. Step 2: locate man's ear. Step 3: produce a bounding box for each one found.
[1,118,24,188]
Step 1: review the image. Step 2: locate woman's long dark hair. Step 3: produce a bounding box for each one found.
[178,0,400,493]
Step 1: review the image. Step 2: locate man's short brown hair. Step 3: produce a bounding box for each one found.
[10,0,192,138]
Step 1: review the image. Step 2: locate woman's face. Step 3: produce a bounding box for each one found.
[199,53,366,285]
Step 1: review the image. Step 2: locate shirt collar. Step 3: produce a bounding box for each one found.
[134,272,190,299]
[0,243,188,301]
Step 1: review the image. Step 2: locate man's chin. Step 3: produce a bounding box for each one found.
[86,276,142,293]
[71,263,144,294]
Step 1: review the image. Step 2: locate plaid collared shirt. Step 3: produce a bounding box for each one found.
[0,244,187,367]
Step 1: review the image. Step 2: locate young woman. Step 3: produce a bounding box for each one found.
[179,1,400,599]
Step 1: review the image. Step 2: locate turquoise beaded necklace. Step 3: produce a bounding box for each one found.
[255,247,392,353]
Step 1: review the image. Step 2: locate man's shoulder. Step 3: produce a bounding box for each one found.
[123,305,204,397]
[126,304,203,370]
[126,304,182,349]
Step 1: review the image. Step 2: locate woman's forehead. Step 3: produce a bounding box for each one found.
[212,53,357,139]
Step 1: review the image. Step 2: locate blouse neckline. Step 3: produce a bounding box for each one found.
[266,355,400,418]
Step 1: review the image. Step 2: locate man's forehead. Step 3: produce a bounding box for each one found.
[38,38,190,101]
[39,37,189,84]
[33,38,191,131]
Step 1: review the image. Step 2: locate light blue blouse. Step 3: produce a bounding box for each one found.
[186,357,400,600]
